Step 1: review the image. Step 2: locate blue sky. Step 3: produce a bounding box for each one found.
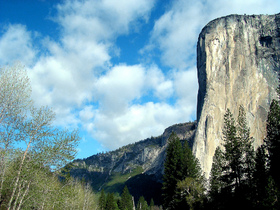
[0,0,279,159]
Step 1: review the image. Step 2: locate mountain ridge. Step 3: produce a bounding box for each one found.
[70,122,196,195]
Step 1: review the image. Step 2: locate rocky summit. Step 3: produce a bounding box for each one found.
[193,13,280,178]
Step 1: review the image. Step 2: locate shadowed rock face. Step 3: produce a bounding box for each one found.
[193,13,280,178]
[70,122,196,185]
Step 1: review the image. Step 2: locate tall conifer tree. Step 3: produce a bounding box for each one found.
[99,189,106,210]
[162,132,184,210]
[120,186,133,210]
[209,146,225,196]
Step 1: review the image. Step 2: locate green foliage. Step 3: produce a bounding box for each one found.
[207,105,280,209]
[136,196,149,210]
[150,198,154,209]
[162,132,206,209]
[221,106,255,191]
[0,64,95,209]
[177,177,205,210]
[106,193,118,210]
[222,108,241,188]
[209,146,225,197]
[266,99,280,188]
[99,189,107,210]
[182,141,201,179]
[120,186,134,210]
[104,167,143,193]
[162,132,184,209]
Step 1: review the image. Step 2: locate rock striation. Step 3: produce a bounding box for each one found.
[193,13,280,178]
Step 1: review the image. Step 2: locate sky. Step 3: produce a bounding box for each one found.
[0,0,279,160]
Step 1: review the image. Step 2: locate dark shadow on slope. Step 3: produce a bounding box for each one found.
[125,174,163,206]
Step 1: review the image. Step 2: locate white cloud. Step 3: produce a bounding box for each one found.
[91,101,188,149]
[0,24,37,66]
[94,64,146,115]
[25,0,156,130]
[84,63,196,150]
[1,0,279,154]
[55,0,155,40]
[144,0,280,70]
[145,65,174,99]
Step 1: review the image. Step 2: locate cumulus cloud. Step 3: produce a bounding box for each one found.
[144,0,280,70]
[82,63,196,149]
[0,24,37,66]
[91,101,188,149]
[1,0,279,153]
[26,0,156,129]
[94,64,146,115]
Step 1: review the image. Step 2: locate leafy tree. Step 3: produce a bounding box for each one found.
[0,64,82,209]
[162,132,184,209]
[0,63,32,202]
[177,177,205,210]
[162,132,206,209]
[222,107,255,190]
[175,141,206,209]
[119,186,134,210]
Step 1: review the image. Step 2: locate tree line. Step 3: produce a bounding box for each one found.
[162,83,280,209]
[98,185,160,210]
[208,103,280,209]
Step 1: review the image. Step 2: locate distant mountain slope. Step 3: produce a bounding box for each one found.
[69,122,196,204]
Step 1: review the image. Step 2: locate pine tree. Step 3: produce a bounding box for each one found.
[175,138,206,209]
[252,145,269,207]
[137,196,149,210]
[208,146,228,209]
[120,186,133,210]
[209,146,225,196]
[99,189,106,210]
[222,108,240,189]
[236,105,255,184]
[182,141,201,179]
[106,193,117,210]
[265,99,280,189]
[162,132,184,210]
[214,106,256,208]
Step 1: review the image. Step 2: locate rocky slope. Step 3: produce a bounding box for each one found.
[70,122,196,193]
[193,13,280,178]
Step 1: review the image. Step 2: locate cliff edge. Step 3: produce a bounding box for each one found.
[193,13,280,178]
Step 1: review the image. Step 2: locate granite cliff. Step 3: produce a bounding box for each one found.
[193,13,280,178]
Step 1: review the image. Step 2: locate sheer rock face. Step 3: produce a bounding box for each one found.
[193,13,280,178]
